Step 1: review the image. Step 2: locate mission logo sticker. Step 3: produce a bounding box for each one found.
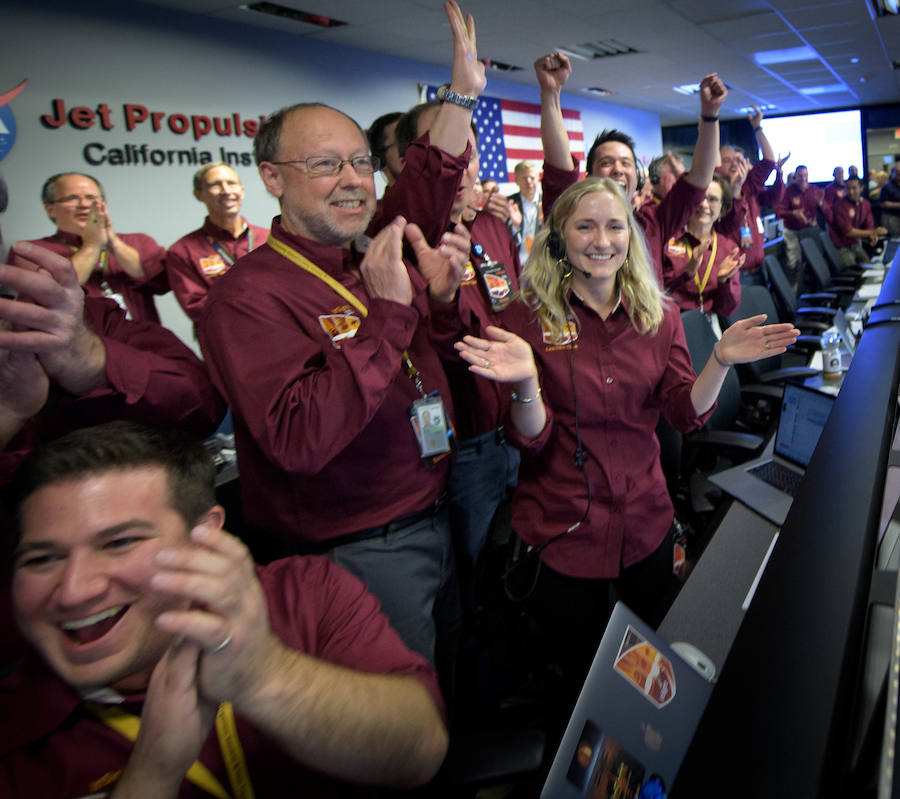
[199,254,228,277]
[541,316,578,346]
[319,311,361,348]
[461,259,477,285]
[613,626,676,709]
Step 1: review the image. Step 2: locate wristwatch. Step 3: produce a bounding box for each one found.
[436,83,478,111]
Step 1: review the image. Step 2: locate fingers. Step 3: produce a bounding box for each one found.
[9,242,80,289]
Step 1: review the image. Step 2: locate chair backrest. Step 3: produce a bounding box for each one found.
[721,286,788,384]
[818,230,843,276]
[800,237,832,292]
[764,255,797,321]
[680,310,741,431]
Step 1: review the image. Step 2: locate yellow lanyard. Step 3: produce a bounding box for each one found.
[267,235,368,317]
[267,236,428,395]
[691,233,718,310]
[86,700,255,799]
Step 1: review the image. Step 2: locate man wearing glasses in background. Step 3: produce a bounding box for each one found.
[16,173,168,323]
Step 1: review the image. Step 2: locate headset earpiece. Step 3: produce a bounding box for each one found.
[635,161,646,192]
[548,230,564,260]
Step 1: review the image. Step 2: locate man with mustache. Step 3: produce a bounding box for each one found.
[199,2,482,670]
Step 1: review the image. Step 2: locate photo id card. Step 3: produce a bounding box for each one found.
[409,395,452,459]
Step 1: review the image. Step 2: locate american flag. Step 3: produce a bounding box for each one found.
[425,86,585,193]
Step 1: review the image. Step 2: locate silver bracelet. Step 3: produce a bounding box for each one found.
[712,345,730,368]
[511,387,542,404]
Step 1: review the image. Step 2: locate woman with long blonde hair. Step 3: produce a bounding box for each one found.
[455,177,796,688]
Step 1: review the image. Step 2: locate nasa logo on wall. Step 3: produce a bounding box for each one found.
[0,80,28,163]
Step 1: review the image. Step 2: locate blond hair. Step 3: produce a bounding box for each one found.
[520,177,666,339]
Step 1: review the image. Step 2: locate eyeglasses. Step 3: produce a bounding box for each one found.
[51,194,101,205]
[270,156,380,176]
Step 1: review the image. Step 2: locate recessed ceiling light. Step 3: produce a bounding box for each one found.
[753,46,817,65]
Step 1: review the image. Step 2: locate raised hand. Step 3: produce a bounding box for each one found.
[716,314,799,365]
[113,639,217,797]
[80,199,110,248]
[481,187,509,223]
[730,154,749,194]
[407,221,471,303]
[717,248,745,281]
[360,217,413,306]
[506,197,522,229]
[748,104,764,129]
[454,325,537,384]
[152,523,280,709]
[1,242,106,395]
[776,152,791,172]
[699,73,727,117]
[445,1,485,96]
[534,51,572,94]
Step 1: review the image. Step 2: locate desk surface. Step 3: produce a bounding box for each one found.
[658,500,777,670]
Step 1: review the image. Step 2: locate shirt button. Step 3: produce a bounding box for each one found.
[606,376,614,384]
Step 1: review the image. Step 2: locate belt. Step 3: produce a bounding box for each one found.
[459,427,506,453]
[299,493,448,554]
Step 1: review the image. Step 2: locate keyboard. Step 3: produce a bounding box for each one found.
[748,460,803,497]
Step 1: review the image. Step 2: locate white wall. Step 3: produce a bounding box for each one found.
[1,0,662,349]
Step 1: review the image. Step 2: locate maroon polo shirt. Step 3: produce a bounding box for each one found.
[499,296,712,579]
[166,217,269,322]
[716,158,778,272]
[662,230,742,317]
[829,195,875,249]
[198,219,453,544]
[777,184,823,231]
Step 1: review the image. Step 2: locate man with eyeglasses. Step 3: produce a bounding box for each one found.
[198,2,483,671]
[165,163,269,324]
[15,173,168,324]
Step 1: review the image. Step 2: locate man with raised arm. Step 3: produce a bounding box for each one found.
[166,163,269,323]
[16,173,168,323]
[716,106,784,285]
[535,52,727,280]
[0,421,448,797]
[198,2,482,667]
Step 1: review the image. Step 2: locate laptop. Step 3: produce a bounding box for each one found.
[542,603,714,799]
[710,382,836,526]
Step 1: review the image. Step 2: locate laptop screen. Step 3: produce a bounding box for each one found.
[774,383,836,468]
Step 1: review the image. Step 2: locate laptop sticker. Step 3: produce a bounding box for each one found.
[614,626,676,709]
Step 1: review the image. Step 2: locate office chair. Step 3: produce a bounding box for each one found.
[764,255,836,334]
[721,286,820,387]
[800,238,857,307]
[818,229,866,283]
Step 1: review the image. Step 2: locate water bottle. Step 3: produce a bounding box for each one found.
[821,330,841,379]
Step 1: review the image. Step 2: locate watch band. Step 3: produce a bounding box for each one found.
[436,83,478,111]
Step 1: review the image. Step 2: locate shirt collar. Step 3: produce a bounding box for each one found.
[202,216,249,241]
[54,228,82,246]
[270,216,360,276]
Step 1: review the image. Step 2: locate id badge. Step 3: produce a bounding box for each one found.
[409,394,452,459]
[740,225,753,249]
[477,259,514,312]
